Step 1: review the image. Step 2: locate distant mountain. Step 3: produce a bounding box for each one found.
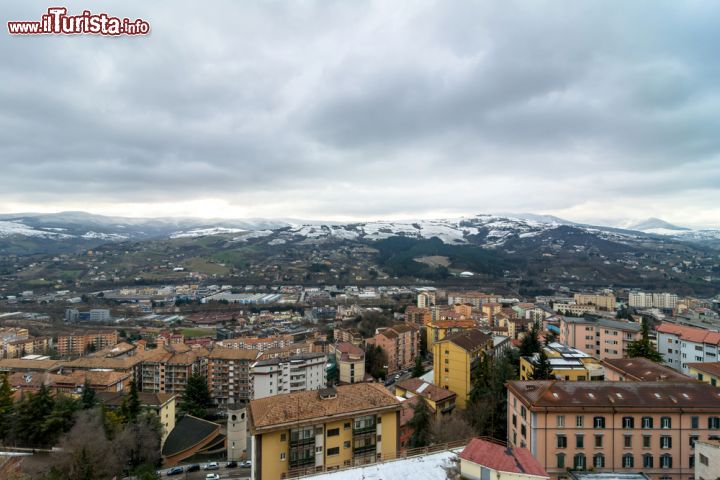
[629,217,690,232]
[1,211,720,255]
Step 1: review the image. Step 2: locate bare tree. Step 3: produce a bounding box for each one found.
[431,411,475,444]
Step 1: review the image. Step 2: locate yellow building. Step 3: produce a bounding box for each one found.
[426,318,476,348]
[519,342,604,381]
[573,292,616,311]
[688,362,720,387]
[433,329,493,409]
[394,378,456,420]
[248,384,401,480]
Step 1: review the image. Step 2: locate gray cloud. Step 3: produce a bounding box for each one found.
[1,0,719,226]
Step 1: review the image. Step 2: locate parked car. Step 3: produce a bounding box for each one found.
[226,461,238,468]
[186,464,200,472]
[203,462,220,470]
[205,474,221,480]
[167,467,184,476]
[242,460,252,468]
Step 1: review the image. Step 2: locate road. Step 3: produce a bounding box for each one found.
[158,465,250,480]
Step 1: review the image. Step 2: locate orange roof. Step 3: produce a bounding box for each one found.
[657,322,720,345]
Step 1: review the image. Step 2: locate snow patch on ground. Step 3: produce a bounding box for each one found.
[0,221,73,239]
[170,227,246,238]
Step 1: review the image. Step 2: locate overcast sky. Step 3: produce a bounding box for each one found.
[2,1,720,227]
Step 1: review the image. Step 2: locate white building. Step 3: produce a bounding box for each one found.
[250,352,327,399]
[695,440,720,480]
[628,291,678,309]
[656,322,720,374]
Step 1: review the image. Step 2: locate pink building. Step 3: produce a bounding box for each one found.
[559,316,642,360]
[507,380,720,480]
[372,323,420,374]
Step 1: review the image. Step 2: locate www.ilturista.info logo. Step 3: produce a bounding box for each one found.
[8,7,150,36]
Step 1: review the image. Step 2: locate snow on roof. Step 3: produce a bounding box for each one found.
[301,450,460,480]
[416,382,430,393]
[420,369,434,383]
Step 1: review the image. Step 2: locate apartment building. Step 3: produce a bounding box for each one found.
[602,357,692,383]
[687,362,720,387]
[329,342,365,384]
[433,328,494,409]
[208,346,261,405]
[507,380,720,480]
[138,346,209,396]
[404,306,431,326]
[629,292,679,310]
[250,352,327,399]
[394,377,456,420]
[520,342,604,381]
[656,322,720,374]
[426,316,476,347]
[370,323,419,374]
[554,303,597,316]
[332,327,364,346]
[559,316,642,360]
[3,336,50,359]
[248,384,401,480]
[447,291,499,308]
[574,292,617,311]
[221,335,294,352]
[57,330,119,357]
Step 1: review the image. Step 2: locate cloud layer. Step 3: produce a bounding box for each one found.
[2,1,720,227]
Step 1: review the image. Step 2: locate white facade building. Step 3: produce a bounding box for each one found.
[250,352,327,399]
[628,291,678,309]
[656,322,720,374]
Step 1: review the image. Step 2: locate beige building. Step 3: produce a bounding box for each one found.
[57,330,118,357]
[695,440,720,480]
[559,316,642,360]
[574,292,616,311]
[330,342,366,384]
[248,384,401,480]
[208,347,261,405]
[507,380,720,480]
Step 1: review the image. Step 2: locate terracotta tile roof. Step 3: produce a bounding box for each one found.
[602,357,692,382]
[396,378,456,402]
[460,438,548,477]
[0,358,62,372]
[508,380,720,410]
[334,342,365,356]
[207,346,260,361]
[688,362,720,377]
[249,383,400,432]
[657,322,720,345]
[440,328,492,352]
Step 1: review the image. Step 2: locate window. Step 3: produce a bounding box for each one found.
[623,416,634,429]
[344,422,351,430]
[327,447,340,456]
[521,406,526,418]
[327,428,340,437]
[623,435,632,448]
[593,416,605,429]
[573,454,586,470]
[280,433,287,442]
[557,415,565,428]
[556,453,565,468]
[557,435,567,449]
[576,416,584,428]
[690,435,699,448]
[576,434,584,449]
[709,417,720,429]
[642,416,653,429]
[623,454,634,468]
[643,454,653,468]
[691,416,699,429]
[594,435,603,448]
[660,436,672,449]
[690,455,695,468]
[642,435,651,448]
[512,414,517,427]
[593,453,605,468]
[315,446,322,453]
[521,425,526,437]
[661,416,671,429]
[280,452,286,460]
[660,454,672,468]
[700,453,709,466]
[343,441,350,449]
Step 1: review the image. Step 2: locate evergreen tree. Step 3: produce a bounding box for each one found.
[407,398,431,448]
[0,373,14,444]
[43,394,80,444]
[626,318,663,362]
[411,355,424,378]
[467,351,517,440]
[530,349,555,380]
[180,373,212,418]
[121,379,141,423]
[80,380,97,410]
[15,384,56,447]
[70,447,95,480]
[519,322,541,357]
